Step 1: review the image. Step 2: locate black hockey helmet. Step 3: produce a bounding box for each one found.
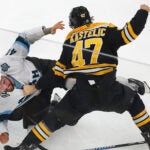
[69,6,93,29]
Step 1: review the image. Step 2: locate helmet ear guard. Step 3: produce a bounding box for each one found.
[69,6,93,28]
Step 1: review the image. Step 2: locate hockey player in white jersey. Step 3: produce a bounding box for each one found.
[0,21,65,144]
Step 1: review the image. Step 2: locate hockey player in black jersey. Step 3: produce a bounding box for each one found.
[4,4,150,150]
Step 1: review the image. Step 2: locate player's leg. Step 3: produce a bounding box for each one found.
[128,94,150,147]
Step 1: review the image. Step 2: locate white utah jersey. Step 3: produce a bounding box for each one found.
[0,26,46,134]
[0,27,45,85]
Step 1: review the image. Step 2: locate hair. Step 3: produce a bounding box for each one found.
[69,6,94,29]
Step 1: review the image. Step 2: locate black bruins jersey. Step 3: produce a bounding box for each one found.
[54,9,148,78]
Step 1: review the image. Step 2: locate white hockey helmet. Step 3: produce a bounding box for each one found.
[0,72,6,81]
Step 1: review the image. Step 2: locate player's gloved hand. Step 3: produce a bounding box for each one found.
[65,78,77,90]
[140,4,150,12]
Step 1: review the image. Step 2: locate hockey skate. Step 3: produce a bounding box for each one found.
[4,144,33,150]
[141,132,150,149]
[128,78,150,95]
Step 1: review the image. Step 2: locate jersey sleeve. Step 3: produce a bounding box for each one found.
[0,109,10,134]
[53,42,69,78]
[5,26,45,58]
[107,9,149,49]
[0,121,8,134]
[35,68,66,90]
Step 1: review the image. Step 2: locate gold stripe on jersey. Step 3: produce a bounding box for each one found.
[61,63,116,76]
[55,71,66,78]
[127,22,137,39]
[53,68,66,78]
[132,109,150,127]
[136,117,150,127]
[121,22,137,44]
[56,61,66,69]
[64,67,114,76]
[32,128,45,142]
[31,121,52,142]
[38,122,51,136]
[65,63,116,71]
[66,63,116,71]
[54,62,116,78]
[53,66,66,78]
[133,109,146,120]
[109,23,116,28]
[134,113,149,124]
[53,61,67,78]
[121,30,130,44]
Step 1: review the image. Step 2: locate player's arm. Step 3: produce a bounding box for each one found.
[53,41,70,79]
[0,108,23,122]
[5,21,65,58]
[107,4,149,48]
[23,69,77,96]
[23,20,64,44]
[23,70,66,96]
[0,111,12,122]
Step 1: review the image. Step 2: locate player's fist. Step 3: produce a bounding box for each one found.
[140,4,150,12]
[0,132,9,144]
